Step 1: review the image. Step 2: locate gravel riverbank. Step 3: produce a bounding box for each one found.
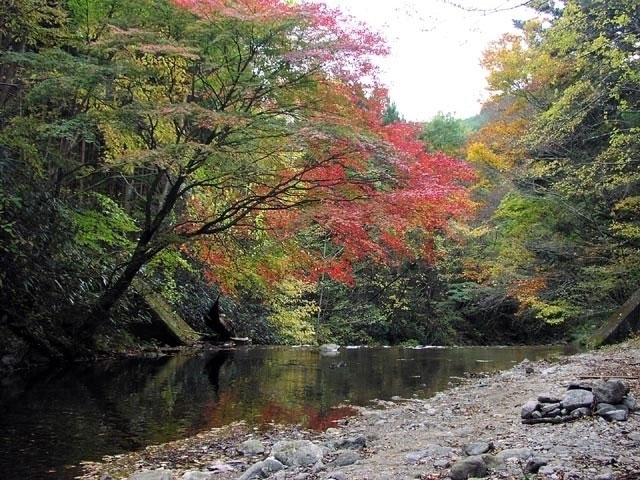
[79,341,640,480]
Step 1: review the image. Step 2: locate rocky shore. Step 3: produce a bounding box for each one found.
[79,341,640,480]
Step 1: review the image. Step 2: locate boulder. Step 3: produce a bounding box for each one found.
[405,451,427,463]
[525,457,548,474]
[541,403,561,415]
[623,395,638,412]
[481,454,506,471]
[538,395,562,403]
[128,470,173,480]
[332,450,360,467]
[271,440,323,467]
[449,456,488,480]
[593,380,628,405]
[237,462,265,480]
[312,460,326,473]
[463,441,492,456]
[334,435,367,450]
[600,409,629,422]
[614,404,630,414]
[261,458,285,475]
[521,400,539,419]
[571,407,591,418]
[595,403,616,415]
[496,448,533,462]
[240,439,266,456]
[561,389,593,411]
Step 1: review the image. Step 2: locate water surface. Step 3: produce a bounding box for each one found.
[0,345,575,479]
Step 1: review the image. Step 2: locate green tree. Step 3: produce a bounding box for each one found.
[421,112,468,156]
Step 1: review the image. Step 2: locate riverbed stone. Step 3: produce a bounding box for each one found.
[326,471,347,480]
[521,400,539,419]
[600,409,629,422]
[463,441,492,456]
[332,450,360,466]
[334,435,367,450]
[593,380,628,405]
[405,451,427,463]
[312,460,327,473]
[481,454,505,470]
[271,440,323,467]
[181,472,216,480]
[449,456,487,480]
[571,407,591,418]
[238,462,265,480]
[496,448,533,462]
[128,470,174,480]
[525,457,548,473]
[561,389,593,411]
[538,395,562,403]
[623,395,638,412]
[541,403,561,415]
[425,444,454,457]
[262,457,285,475]
[596,403,616,415]
[434,458,450,468]
[240,439,266,456]
[568,382,593,391]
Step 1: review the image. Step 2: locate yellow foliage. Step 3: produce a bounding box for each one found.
[467,142,513,171]
[268,279,319,344]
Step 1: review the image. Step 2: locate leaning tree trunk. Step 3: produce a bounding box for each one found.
[82,248,153,336]
[82,172,186,336]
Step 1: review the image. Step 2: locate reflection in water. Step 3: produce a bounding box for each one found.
[0,345,575,480]
[204,349,232,393]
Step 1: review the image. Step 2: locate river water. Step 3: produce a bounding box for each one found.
[0,345,575,479]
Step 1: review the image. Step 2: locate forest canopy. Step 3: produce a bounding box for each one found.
[0,0,638,361]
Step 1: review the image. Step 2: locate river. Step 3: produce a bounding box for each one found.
[0,344,576,479]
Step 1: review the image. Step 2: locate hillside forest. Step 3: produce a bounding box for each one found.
[0,0,638,364]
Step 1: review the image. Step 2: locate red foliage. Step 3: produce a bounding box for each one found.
[169,0,474,291]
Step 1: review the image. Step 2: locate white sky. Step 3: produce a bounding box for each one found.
[315,0,535,121]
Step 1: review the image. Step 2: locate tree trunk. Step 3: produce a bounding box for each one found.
[82,249,152,335]
[82,171,184,336]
